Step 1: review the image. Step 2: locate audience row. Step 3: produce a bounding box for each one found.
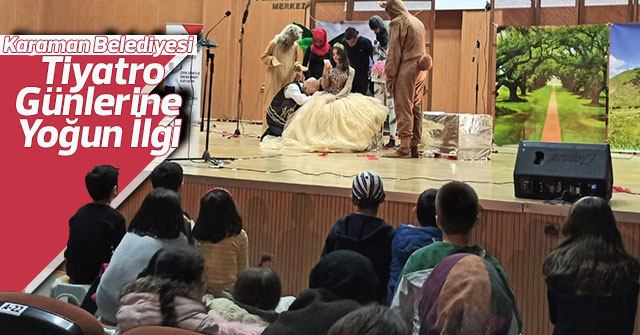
[62,163,640,335]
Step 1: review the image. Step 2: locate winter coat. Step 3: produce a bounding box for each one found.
[116,276,265,335]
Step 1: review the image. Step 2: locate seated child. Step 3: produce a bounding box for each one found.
[322,170,395,303]
[194,188,249,296]
[65,165,125,284]
[206,255,282,325]
[387,189,442,303]
[116,247,265,335]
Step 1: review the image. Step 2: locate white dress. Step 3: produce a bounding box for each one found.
[262,66,388,152]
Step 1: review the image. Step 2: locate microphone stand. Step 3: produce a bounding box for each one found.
[233,0,251,136]
[169,13,233,165]
[473,40,480,115]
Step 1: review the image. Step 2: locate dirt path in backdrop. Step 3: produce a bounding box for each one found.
[541,86,562,142]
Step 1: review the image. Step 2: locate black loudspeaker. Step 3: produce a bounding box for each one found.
[513,141,613,201]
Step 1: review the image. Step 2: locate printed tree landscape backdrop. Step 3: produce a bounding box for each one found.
[609,23,640,151]
[495,25,608,146]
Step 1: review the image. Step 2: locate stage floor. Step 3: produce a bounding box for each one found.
[172,121,640,222]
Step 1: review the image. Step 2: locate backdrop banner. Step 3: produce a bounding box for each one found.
[166,24,204,124]
[609,23,640,152]
[494,25,608,146]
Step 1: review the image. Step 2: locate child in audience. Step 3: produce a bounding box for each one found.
[419,253,519,335]
[543,196,640,335]
[392,181,521,334]
[322,170,395,303]
[388,189,442,303]
[311,250,380,304]
[116,247,265,335]
[150,161,184,193]
[328,305,410,335]
[150,161,194,244]
[193,188,249,296]
[263,289,360,335]
[207,256,281,325]
[65,165,126,284]
[96,188,190,324]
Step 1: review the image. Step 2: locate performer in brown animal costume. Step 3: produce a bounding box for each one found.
[381,0,433,158]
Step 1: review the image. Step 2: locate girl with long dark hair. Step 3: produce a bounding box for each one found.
[543,196,640,335]
[96,188,189,324]
[193,188,249,296]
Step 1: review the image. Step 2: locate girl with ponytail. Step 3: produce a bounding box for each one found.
[116,247,266,335]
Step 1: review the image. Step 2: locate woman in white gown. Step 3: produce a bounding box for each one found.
[262,43,388,152]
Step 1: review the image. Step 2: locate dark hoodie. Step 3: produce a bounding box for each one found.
[369,15,389,48]
[321,213,395,303]
[262,289,360,335]
[387,224,442,304]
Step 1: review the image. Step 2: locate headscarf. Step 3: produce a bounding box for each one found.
[369,15,389,48]
[352,170,385,203]
[418,253,519,335]
[311,28,330,57]
[310,250,379,304]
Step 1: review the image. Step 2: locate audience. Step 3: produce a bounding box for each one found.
[388,189,442,303]
[311,250,379,305]
[328,304,410,335]
[322,170,395,303]
[65,165,125,284]
[263,289,360,335]
[116,247,265,335]
[391,181,521,334]
[193,188,249,296]
[543,196,640,335]
[96,188,190,324]
[206,256,281,325]
[419,253,519,335]
[55,162,640,335]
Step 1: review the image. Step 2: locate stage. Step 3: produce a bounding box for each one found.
[169,121,640,221]
[117,121,640,335]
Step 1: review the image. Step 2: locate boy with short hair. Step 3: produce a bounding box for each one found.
[391,181,521,334]
[321,170,395,304]
[150,161,184,192]
[65,165,126,284]
[387,188,442,303]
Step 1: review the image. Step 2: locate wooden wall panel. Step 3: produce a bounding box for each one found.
[458,10,490,115]
[431,11,462,113]
[315,2,347,21]
[115,176,640,335]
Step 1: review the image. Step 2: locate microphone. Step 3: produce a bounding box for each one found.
[242,0,252,25]
[200,11,232,47]
[472,41,480,62]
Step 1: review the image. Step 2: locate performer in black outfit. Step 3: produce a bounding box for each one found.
[344,27,373,95]
[303,28,332,80]
[261,78,320,140]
